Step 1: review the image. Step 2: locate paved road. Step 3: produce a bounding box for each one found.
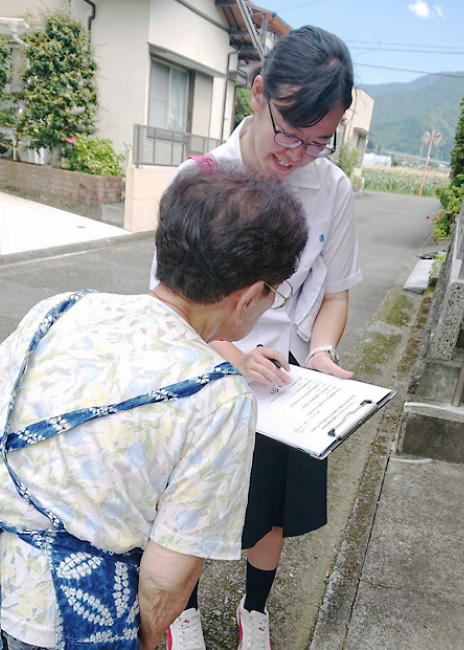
[0,189,443,649]
[340,190,439,354]
[0,190,439,350]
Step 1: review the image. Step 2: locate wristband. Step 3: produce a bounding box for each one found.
[306,345,340,365]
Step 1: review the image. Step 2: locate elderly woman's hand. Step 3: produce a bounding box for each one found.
[235,346,291,387]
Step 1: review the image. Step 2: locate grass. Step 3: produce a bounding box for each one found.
[363,166,450,197]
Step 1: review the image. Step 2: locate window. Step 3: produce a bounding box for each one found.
[149,58,189,133]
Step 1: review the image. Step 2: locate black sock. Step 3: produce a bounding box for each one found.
[185,580,199,610]
[244,561,277,614]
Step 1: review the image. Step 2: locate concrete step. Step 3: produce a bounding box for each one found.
[101,202,125,228]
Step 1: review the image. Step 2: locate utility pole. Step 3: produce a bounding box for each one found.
[418,129,444,196]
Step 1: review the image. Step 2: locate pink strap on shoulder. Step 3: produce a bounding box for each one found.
[188,154,216,174]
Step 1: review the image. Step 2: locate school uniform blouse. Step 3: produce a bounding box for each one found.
[150,116,363,365]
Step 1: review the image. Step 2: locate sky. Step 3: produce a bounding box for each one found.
[257,0,464,88]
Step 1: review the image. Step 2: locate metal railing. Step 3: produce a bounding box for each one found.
[133,124,224,167]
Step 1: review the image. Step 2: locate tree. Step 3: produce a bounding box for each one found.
[0,39,24,156]
[0,40,9,96]
[434,96,464,238]
[450,96,464,188]
[0,39,13,152]
[20,11,98,165]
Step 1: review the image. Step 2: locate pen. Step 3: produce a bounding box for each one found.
[256,344,282,369]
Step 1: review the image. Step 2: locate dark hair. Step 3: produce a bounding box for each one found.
[156,163,308,304]
[260,25,354,128]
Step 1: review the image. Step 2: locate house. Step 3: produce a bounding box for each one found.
[0,0,264,154]
[363,153,392,167]
[0,0,265,229]
[0,2,374,230]
[338,88,374,171]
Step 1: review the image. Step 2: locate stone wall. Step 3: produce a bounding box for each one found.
[0,159,124,220]
[397,207,464,460]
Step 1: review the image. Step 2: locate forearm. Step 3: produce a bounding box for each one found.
[210,340,246,366]
[309,291,348,350]
[138,541,204,650]
[306,291,353,379]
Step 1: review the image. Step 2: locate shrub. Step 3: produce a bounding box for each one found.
[450,97,464,187]
[60,135,124,176]
[234,87,252,127]
[20,11,98,164]
[434,95,464,237]
[434,184,463,238]
[0,38,17,153]
[333,144,359,178]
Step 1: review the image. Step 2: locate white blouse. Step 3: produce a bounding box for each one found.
[150,117,362,365]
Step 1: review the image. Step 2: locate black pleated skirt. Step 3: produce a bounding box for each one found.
[241,353,328,550]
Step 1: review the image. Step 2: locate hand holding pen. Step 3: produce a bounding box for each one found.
[250,344,291,386]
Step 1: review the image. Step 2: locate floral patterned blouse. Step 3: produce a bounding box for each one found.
[0,292,256,646]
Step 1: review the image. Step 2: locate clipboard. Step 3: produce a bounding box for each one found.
[250,364,396,459]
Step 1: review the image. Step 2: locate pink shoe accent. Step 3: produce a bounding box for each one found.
[166,627,173,650]
[238,610,244,642]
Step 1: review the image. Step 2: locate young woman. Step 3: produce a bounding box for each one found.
[150,25,362,650]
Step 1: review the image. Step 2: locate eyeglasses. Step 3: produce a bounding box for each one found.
[268,101,337,159]
[265,280,294,310]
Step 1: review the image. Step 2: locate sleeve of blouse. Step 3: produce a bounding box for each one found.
[149,384,256,561]
[323,175,363,294]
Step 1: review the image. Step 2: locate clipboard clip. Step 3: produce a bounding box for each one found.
[327,400,374,437]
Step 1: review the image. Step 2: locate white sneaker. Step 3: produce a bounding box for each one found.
[236,596,272,650]
[166,607,206,650]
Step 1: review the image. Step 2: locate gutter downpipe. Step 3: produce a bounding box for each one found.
[7,20,26,161]
[221,49,237,140]
[82,0,96,35]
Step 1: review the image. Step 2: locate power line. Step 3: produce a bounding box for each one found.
[274,0,335,10]
[355,63,464,79]
[350,46,464,54]
[347,39,464,51]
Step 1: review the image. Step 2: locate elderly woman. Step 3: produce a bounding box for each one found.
[0,164,307,650]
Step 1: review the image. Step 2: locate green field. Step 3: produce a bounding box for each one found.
[363,166,449,198]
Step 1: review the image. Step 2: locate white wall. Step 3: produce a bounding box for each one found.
[148,0,235,139]
[1,0,240,150]
[148,0,230,77]
[191,72,213,135]
[0,0,58,17]
[344,89,374,144]
[83,0,151,154]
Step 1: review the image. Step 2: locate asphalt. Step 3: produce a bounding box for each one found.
[1,190,463,650]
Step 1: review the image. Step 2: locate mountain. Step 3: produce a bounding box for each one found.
[360,73,464,161]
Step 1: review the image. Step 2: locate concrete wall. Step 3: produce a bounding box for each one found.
[397,210,464,459]
[124,165,176,233]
